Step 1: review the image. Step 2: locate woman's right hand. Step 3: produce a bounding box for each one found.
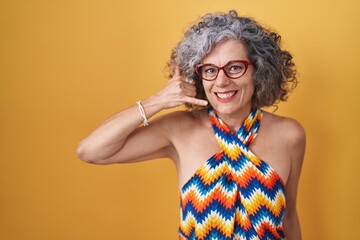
[153,67,208,109]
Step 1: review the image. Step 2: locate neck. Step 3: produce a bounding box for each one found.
[215,105,252,132]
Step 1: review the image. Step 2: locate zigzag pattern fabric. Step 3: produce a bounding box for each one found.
[179,108,286,240]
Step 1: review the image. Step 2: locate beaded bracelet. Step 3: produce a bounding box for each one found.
[136,101,149,126]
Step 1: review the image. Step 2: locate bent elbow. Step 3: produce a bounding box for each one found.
[76,141,99,164]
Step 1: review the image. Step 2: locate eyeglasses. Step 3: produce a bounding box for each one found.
[195,60,252,81]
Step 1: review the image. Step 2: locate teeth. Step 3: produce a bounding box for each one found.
[216,91,236,99]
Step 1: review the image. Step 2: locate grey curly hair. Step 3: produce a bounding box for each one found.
[168,10,297,110]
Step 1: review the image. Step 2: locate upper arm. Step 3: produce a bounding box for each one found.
[283,119,306,239]
[285,120,306,206]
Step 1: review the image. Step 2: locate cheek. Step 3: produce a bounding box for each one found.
[247,80,255,92]
[201,81,212,93]
[197,81,210,100]
[243,77,255,88]
[236,79,254,90]
[236,79,255,100]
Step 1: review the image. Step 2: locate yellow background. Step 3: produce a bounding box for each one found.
[1,1,359,239]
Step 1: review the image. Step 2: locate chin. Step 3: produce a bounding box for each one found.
[211,104,239,114]
[210,99,252,116]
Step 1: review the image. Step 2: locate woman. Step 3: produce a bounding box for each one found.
[77,10,305,240]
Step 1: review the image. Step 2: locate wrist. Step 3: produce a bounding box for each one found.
[136,95,166,120]
[136,101,149,126]
[142,95,167,111]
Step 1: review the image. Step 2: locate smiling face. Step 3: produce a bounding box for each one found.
[200,39,255,118]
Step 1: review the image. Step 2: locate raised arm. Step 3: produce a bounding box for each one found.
[76,67,207,165]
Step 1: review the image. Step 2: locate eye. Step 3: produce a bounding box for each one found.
[205,68,216,74]
[202,66,217,75]
[228,64,244,73]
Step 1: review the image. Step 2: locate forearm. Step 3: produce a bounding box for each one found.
[76,95,165,163]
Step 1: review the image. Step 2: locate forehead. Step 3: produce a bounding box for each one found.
[201,39,248,64]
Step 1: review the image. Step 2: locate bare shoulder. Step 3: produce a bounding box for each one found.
[258,110,306,187]
[261,110,306,182]
[154,109,205,125]
[151,109,209,162]
[152,109,207,136]
[262,111,306,148]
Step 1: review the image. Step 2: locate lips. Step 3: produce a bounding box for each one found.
[214,90,238,101]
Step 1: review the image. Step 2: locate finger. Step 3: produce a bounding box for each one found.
[182,88,197,98]
[174,66,181,76]
[181,81,196,90]
[183,96,208,106]
[180,84,197,96]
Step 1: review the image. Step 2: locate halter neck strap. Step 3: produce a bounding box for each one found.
[208,108,262,159]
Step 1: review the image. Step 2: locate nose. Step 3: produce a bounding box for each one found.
[215,69,231,87]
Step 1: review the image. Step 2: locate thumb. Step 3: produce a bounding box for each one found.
[174,66,181,76]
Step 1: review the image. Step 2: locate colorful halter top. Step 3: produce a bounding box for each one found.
[179,108,286,240]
